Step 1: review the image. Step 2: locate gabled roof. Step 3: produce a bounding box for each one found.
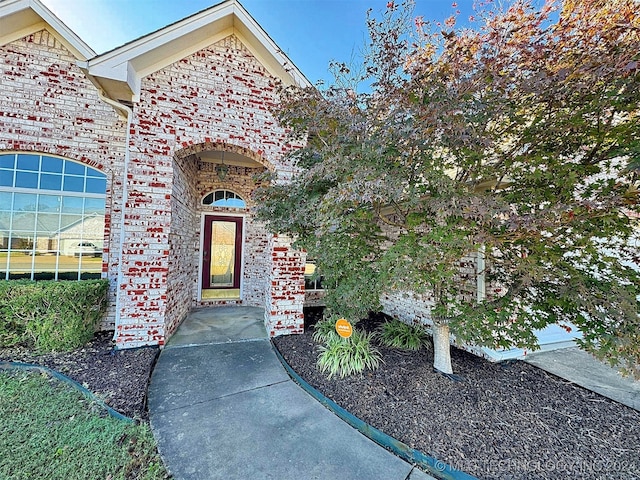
[86,0,311,102]
[0,0,311,104]
[0,0,95,60]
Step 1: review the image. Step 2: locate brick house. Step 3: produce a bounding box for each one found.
[1,0,592,359]
[0,0,312,347]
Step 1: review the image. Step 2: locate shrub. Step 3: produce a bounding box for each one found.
[316,330,382,379]
[311,317,340,343]
[0,280,109,352]
[377,319,430,351]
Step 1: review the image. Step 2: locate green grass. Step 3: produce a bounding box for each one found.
[0,370,168,480]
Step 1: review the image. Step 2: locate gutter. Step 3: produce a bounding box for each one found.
[476,245,486,303]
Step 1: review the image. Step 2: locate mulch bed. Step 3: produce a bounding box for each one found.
[1,310,638,480]
[273,310,640,480]
[0,332,159,420]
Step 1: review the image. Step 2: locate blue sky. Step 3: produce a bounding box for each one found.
[40,0,476,86]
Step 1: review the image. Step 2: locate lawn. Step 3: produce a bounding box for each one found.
[0,370,168,480]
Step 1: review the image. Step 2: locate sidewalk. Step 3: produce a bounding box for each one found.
[525,347,640,411]
[148,306,639,479]
[148,306,434,480]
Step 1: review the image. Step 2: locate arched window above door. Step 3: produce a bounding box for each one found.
[202,190,245,208]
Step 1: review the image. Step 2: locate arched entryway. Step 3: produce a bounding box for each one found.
[165,143,273,332]
[164,141,306,340]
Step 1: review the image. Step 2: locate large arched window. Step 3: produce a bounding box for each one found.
[0,153,107,280]
[202,190,246,208]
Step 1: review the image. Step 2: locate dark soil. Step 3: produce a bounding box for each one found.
[274,309,640,480]
[2,311,638,480]
[0,332,159,420]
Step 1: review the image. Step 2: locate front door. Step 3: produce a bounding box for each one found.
[202,215,243,299]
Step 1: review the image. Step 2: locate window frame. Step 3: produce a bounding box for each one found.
[304,261,324,291]
[202,189,246,208]
[0,153,107,281]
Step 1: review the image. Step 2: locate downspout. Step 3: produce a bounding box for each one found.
[477,244,486,303]
[77,59,134,343]
[93,88,133,343]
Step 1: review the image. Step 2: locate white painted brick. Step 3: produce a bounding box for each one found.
[2,29,308,346]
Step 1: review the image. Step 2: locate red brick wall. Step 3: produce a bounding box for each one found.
[380,254,479,327]
[265,234,306,336]
[164,152,200,337]
[2,30,307,347]
[116,35,305,345]
[377,217,479,329]
[0,30,126,329]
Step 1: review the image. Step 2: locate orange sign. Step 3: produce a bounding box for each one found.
[335,318,353,338]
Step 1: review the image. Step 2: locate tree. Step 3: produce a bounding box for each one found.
[256,0,640,377]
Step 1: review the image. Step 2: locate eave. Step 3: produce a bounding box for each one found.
[85,0,311,103]
[0,0,95,61]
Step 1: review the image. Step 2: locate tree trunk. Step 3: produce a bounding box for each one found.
[432,322,453,375]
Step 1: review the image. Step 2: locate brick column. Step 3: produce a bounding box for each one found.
[264,234,305,336]
[113,148,172,348]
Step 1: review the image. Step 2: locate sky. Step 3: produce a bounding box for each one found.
[39,0,477,86]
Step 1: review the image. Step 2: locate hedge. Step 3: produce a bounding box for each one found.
[0,280,109,352]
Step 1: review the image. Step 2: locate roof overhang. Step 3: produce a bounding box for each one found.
[85,0,311,103]
[0,0,95,60]
[1,0,310,105]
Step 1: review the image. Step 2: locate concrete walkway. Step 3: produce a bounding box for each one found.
[525,347,640,411]
[148,306,434,480]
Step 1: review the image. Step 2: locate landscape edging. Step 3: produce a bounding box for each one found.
[271,342,478,480]
[0,361,135,424]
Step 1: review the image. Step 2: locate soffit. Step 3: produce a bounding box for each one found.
[0,0,95,60]
[87,0,310,102]
[199,150,264,169]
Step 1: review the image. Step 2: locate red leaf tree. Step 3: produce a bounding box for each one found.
[257,0,640,377]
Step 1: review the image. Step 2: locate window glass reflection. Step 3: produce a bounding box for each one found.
[86,177,106,194]
[202,190,246,208]
[63,176,84,192]
[85,198,105,214]
[0,192,12,210]
[15,172,38,189]
[0,170,13,187]
[41,157,63,173]
[64,162,85,176]
[0,155,15,169]
[86,167,105,178]
[38,195,62,212]
[0,153,106,280]
[0,211,11,230]
[40,174,62,190]
[36,213,60,234]
[13,194,37,212]
[12,212,37,230]
[62,196,83,213]
[17,154,40,171]
[59,214,83,230]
